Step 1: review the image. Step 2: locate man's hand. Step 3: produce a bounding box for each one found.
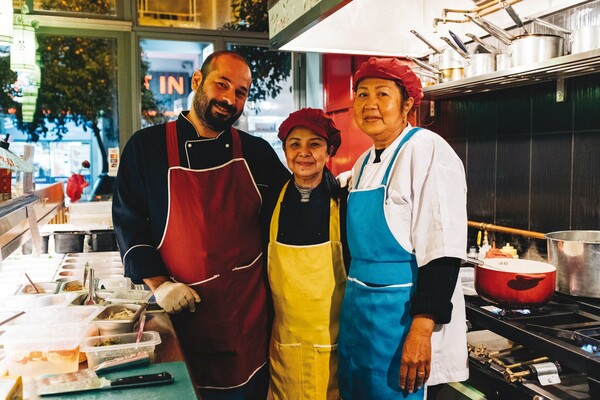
[154,281,201,314]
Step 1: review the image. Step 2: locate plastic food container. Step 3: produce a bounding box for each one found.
[0,308,104,377]
[94,303,146,335]
[64,251,120,260]
[96,276,131,290]
[15,282,59,295]
[59,280,85,292]
[0,292,79,311]
[80,331,161,369]
[0,306,104,331]
[106,290,153,304]
[60,262,123,270]
[70,290,112,306]
[56,268,124,278]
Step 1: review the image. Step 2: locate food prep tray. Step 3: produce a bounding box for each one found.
[14,282,60,295]
[64,252,120,259]
[94,303,146,335]
[0,292,79,311]
[80,331,161,369]
[60,262,124,269]
[55,269,125,279]
[70,290,113,306]
[106,289,153,304]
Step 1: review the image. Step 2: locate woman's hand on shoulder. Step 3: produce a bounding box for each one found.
[336,170,353,189]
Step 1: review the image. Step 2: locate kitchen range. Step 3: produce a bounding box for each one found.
[461,230,600,400]
[465,293,600,399]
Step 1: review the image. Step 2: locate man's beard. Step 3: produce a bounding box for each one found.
[193,87,242,132]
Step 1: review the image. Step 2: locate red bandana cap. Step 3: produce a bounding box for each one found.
[278,108,342,156]
[353,57,424,107]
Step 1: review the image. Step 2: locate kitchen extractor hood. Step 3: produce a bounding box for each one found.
[268,0,591,57]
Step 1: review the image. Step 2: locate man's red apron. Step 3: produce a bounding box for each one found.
[158,121,268,388]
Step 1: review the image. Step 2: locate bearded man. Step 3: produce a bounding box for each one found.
[113,50,290,400]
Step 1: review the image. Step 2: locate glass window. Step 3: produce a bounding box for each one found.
[138,0,231,29]
[226,43,293,162]
[4,34,119,200]
[139,39,213,127]
[13,0,117,16]
[137,0,268,32]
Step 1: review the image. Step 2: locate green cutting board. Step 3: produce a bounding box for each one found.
[36,361,198,399]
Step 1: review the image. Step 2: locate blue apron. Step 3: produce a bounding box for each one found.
[339,127,424,400]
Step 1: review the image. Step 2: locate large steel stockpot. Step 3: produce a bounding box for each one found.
[510,34,565,67]
[546,230,600,298]
[469,15,565,68]
[571,26,600,53]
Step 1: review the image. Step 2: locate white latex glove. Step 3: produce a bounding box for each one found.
[336,170,353,189]
[154,281,200,314]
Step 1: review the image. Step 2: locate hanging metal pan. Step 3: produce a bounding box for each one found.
[448,32,496,77]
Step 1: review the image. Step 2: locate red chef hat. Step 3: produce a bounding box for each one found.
[278,108,342,156]
[353,57,424,107]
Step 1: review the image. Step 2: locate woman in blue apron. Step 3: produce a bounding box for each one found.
[338,57,469,400]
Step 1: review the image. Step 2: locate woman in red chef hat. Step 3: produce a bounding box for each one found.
[338,57,469,400]
[268,108,348,399]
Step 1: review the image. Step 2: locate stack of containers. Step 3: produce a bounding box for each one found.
[0,305,104,377]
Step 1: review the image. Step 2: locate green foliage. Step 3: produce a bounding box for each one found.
[36,35,116,142]
[222,0,291,104]
[40,0,115,14]
[0,55,18,113]
[221,0,268,32]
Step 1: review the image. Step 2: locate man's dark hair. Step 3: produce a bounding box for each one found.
[200,50,250,80]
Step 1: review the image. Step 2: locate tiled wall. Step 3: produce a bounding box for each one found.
[424,72,600,241]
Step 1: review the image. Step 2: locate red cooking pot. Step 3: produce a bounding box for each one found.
[469,258,557,309]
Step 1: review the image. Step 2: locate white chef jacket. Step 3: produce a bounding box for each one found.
[350,123,469,386]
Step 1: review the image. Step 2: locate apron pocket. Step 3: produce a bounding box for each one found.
[270,340,303,399]
[314,344,339,400]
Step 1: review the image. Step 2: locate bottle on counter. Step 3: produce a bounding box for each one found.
[500,243,519,258]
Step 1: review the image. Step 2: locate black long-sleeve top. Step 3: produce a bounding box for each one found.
[112,112,290,284]
[275,179,350,270]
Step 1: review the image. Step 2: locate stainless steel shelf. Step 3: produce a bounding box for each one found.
[0,183,64,260]
[423,48,600,99]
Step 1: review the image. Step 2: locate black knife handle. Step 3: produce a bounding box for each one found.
[110,372,174,389]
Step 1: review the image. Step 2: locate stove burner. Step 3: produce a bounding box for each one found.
[580,344,600,355]
[489,306,532,316]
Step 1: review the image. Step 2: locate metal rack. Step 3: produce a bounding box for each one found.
[423,48,600,99]
[0,183,64,260]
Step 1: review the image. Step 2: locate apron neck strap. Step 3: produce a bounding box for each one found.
[166,121,179,168]
[166,122,243,168]
[354,127,422,187]
[381,127,421,186]
[230,127,242,159]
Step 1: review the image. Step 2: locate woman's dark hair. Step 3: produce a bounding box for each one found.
[394,82,410,107]
[322,166,341,202]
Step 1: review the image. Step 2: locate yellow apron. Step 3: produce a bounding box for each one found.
[268,181,347,400]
